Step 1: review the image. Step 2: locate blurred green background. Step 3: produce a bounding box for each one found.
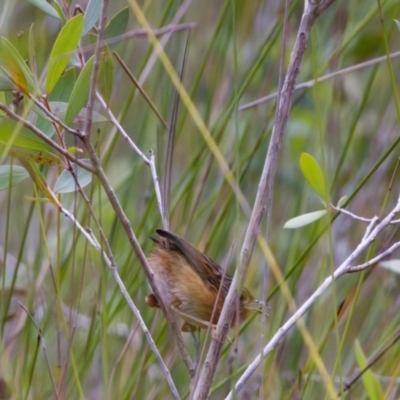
[1,0,400,399]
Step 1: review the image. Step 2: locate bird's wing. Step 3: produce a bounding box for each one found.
[155,229,229,292]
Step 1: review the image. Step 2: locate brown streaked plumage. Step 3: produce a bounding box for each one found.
[145,229,260,333]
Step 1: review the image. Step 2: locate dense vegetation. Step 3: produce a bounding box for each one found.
[1,0,400,399]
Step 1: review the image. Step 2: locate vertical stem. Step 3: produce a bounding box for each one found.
[192,1,329,398]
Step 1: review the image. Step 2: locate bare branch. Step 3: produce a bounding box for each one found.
[79,22,197,55]
[28,95,84,139]
[193,1,331,397]
[362,216,380,241]
[59,205,181,399]
[137,0,195,87]
[331,204,376,223]
[348,241,400,273]
[83,0,109,137]
[96,93,151,165]
[82,137,194,376]
[227,192,400,398]
[149,149,168,229]
[239,50,400,112]
[0,103,95,173]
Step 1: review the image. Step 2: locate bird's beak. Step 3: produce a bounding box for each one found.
[245,299,269,314]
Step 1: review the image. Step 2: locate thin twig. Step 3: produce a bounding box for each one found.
[348,241,400,273]
[338,328,400,395]
[0,103,95,173]
[18,302,59,400]
[59,205,181,399]
[128,0,252,221]
[82,138,194,376]
[303,372,400,386]
[193,1,330,398]
[163,33,190,232]
[226,192,400,398]
[83,0,109,137]
[331,204,376,223]
[239,50,400,111]
[113,52,168,128]
[79,22,197,55]
[260,0,290,394]
[137,0,195,88]
[362,216,380,241]
[28,95,84,139]
[149,149,168,229]
[333,205,400,227]
[96,93,151,165]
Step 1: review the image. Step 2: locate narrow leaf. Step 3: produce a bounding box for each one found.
[104,7,129,40]
[9,147,64,167]
[284,210,327,229]
[26,0,60,19]
[354,340,384,400]
[0,119,52,151]
[49,68,76,102]
[28,25,37,80]
[0,93,5,116]
[65,56,94,125]
[46,14,83,94]
[98,49,113,105]
[18,159,60,206]
[36,115,55,137]
[53,2,66,22]
[337,195,348,208]
[0,165,29,191]
[300,152,327,199]
[83,0,103,35]
[68,147,83,155]
[54,160,93,193]
[0,37,36,94]
[0,72,15,91]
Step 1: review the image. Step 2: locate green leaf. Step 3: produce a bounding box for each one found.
[98,49,113,105]
[26,0,60,19]
[36,115,55,137]
[46,14,84,94]
[0,165,29,191]
[67,147,83,155]
[49,101,108,123]
[0,73,15,91]
[65,56,94,125]
[0,119,52,151]
[9,147,64,167]
[395,19,400,31]
[337,195,348,208]
[18,158,60,206]
[83,0,103,35]
[0,37,36,94]
[354,340,384,400]
[28,25,37,84]
[104,7,129,40]
[49,68,76,102]
[299,152,327,200]
[0,93,5,117]
[53,2,66,22]
[54,160,93,193]
[380,260,400,274]
[283,210,327,229]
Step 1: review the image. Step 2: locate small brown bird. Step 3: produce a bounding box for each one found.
[145,229,261,334]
